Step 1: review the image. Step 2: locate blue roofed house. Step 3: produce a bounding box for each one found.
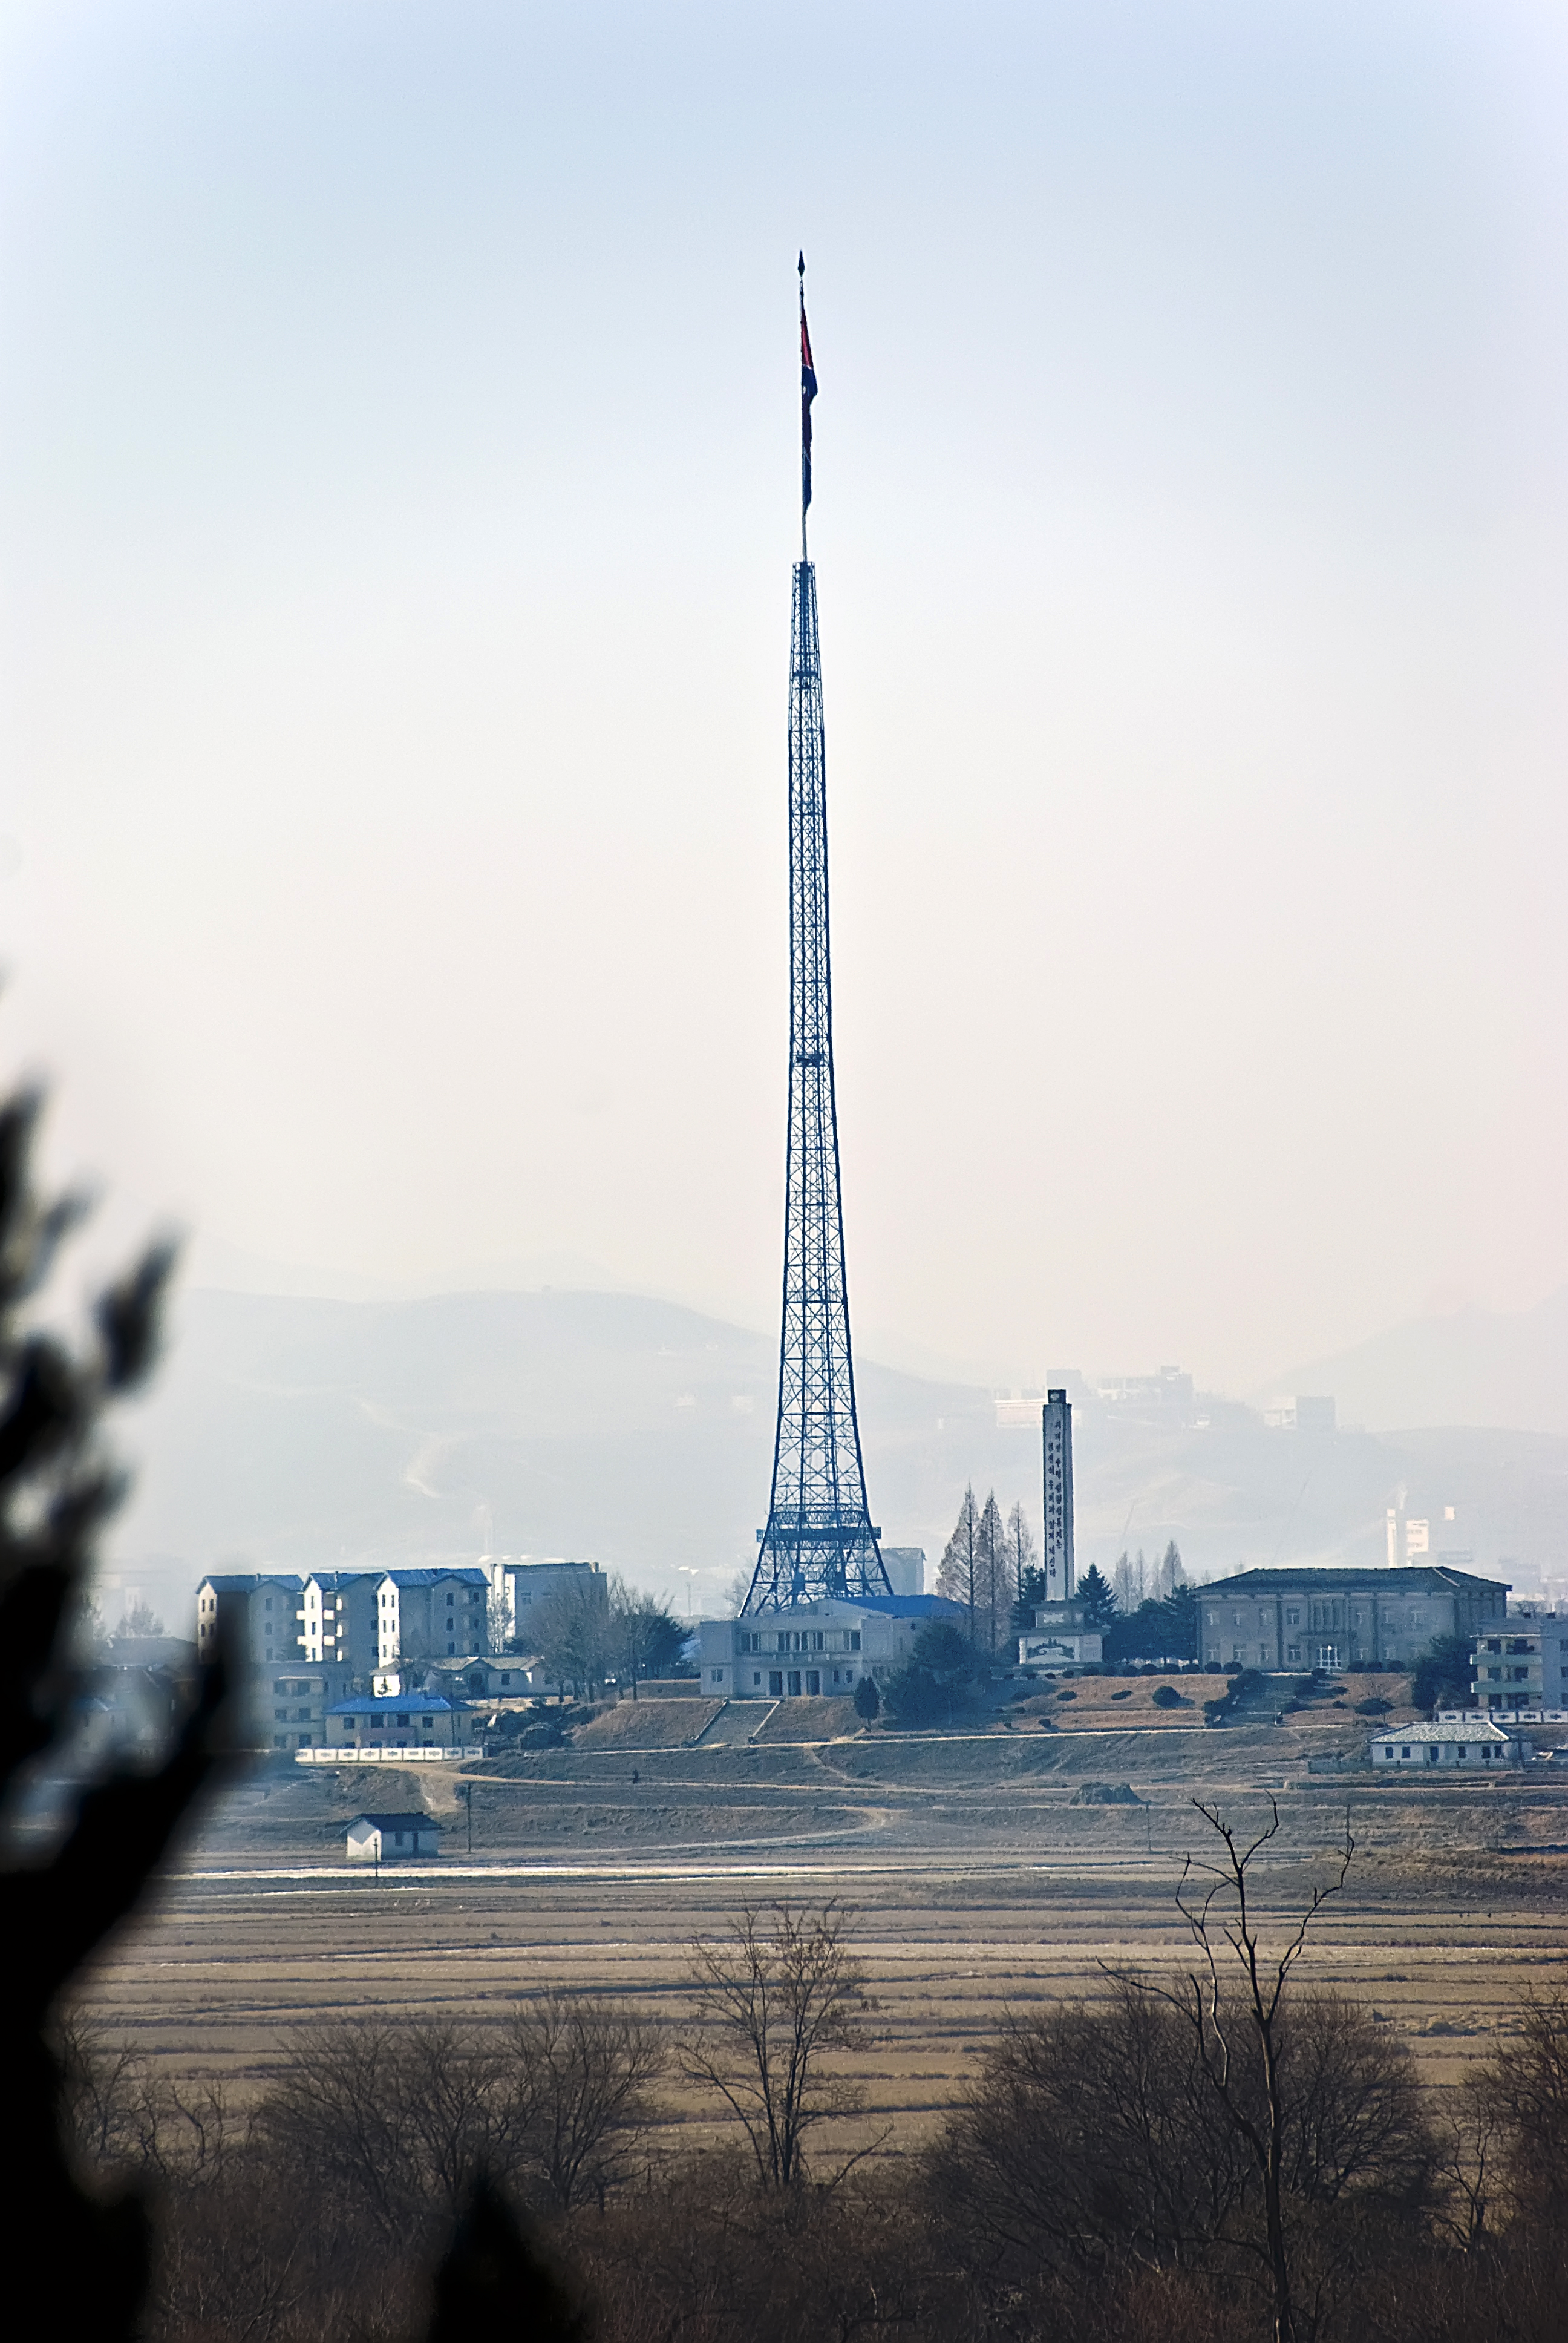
[698,1593,969,1700]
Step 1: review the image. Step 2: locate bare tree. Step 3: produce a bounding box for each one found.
[58,2017,237,2194]
[607,1576,683,1703]
[1005,1501,1037,1605]
[936,1486,981,1643]
[975,1490,1008,1656]
[929,1974,1433,2302]
[682,1901,882,2189]
[258,2020,515,2243]
[1474,1970,1568,2226]
[1157,1800,1355,2343]
[504,1994,667,2209]
[1157,1539,1186,1600]
[486,1578,513,1654]
[531,1578,613,1702]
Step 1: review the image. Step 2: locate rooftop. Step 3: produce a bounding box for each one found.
[382,1568,489,1587]
[1203,1567,1509,1598]
[1370,1719,1515,1744]
[346,1812,443,1832]
[201,1572,305,1593]
[327,1694,462,1715]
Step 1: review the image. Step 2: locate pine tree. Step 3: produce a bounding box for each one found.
[1076,1564,1118,1631]
[936,1484,981,1642]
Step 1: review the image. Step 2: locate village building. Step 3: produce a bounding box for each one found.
[1197,1566,1508,1673]
[699,1593,966,1699]
[324,1692,473,1753]
[1474,1613,1568,1711]
[1369,1719,1524,1769]
[344,1811,443,1862]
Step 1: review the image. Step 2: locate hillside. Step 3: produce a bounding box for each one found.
[105,1286,1568,1628]
[1266,1286,1568,1438]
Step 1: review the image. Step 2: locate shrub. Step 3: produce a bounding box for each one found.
[1151,1685,1186,1710]
[852,1674,880,1722]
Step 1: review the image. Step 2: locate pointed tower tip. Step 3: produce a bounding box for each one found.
[798,249,805,277]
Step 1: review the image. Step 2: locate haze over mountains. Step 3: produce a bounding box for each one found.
[105,1284,1568,1631]
[1266,1286,1568,1440]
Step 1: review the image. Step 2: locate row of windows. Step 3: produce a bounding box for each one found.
[1207,1604,1434,1630]
[735,1630,862,1654]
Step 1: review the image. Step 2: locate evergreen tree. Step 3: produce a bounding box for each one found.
[1010,1564,1048,1634]
[852,1674,880,1721]
[1076,1564,1117,1631]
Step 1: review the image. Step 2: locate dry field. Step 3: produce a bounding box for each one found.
[71,1714,1568,2168]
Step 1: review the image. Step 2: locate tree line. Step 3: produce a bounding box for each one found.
[56,1845,1568,2343]
[935,1490,1200,1664]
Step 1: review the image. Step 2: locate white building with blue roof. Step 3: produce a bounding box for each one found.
[699,1593,968,1700]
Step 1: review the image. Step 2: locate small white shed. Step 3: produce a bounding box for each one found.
[344,1810,443,1862]
[1370,1720,1523,1770]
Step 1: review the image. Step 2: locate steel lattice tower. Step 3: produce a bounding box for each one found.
[744,261,889,1613]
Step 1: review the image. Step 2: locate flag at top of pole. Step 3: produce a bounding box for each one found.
[799,251,817,540]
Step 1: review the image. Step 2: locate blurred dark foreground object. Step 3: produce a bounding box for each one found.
[0,1083,592,2342]
[0,1087,234,2339]
[428,2181,588,2342]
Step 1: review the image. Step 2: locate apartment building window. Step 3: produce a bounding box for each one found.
[1286,1644,1301,1664]
[1285,1608,1301,1627]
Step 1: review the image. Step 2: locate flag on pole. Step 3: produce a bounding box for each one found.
[799,259,817,514]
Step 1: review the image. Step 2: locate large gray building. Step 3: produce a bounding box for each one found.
[1198,1565,1508,1673]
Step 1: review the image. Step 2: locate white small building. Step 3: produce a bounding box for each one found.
[345,1811,443,1863]
[1370,1719,1524,1769]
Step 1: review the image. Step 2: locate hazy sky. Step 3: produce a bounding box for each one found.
[2,0,1567,1398]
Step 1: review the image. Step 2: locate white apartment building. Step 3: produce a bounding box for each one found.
[1474,1614,1568,1711]
[195,1573,305,1667]
[489,1558,607,1647]
[379,1567,490,1662]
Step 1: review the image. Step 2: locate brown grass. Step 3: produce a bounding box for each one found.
[573,1699,723,1748]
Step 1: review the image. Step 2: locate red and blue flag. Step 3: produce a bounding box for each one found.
[800,281,817,512]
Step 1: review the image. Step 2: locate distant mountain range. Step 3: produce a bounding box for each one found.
[106,1286,1568,1631]
[1265,1287,1568,1439]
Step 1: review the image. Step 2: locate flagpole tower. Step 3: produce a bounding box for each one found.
[743,259,890,1614]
